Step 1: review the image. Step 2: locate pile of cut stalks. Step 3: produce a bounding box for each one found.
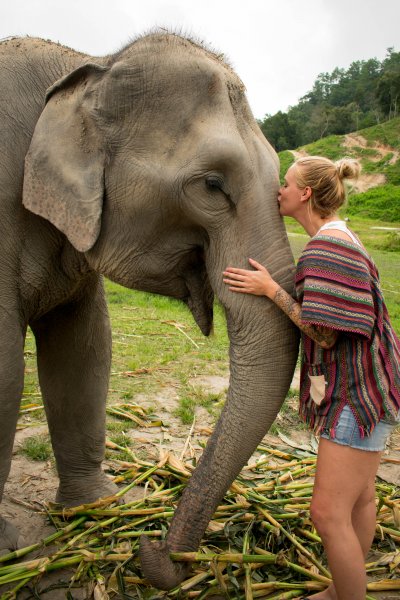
[2,412,400,599]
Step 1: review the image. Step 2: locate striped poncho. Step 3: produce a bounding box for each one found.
[295,235,400,438]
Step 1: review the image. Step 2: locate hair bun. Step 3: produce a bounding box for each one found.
[335,158,361,181]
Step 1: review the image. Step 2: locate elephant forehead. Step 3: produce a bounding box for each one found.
[112,32,244,89]
[104,48,244,118]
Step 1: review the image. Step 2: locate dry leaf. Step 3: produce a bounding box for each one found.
[167,453,192,476]
[157,448,170,468]
[94,581,110,600]
[393,505,400,528]
[206,520,226,532]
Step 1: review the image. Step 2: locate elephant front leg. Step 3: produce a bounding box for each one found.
[31,277,118,507]
[0,314,26,552]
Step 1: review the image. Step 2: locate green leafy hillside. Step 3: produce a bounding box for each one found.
[261,48,400,151]
[278,116,400,223]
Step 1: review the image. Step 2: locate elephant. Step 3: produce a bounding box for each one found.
[0,31,299,586]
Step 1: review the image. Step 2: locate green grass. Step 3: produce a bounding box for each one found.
[358,116,400,150]
[377,231,400,252]
[298,134,346,161]
[105,284,229,405]
[19,434,53,461]
[106,418,132,433]
[173,386,225,424]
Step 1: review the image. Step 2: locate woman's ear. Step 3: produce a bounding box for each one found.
[23,63,109,252]
[301,186,312,202]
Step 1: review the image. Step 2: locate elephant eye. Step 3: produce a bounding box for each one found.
[205,175,224,192]
[205,175,235,207]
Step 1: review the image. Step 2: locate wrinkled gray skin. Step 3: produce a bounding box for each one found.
[0,32,298,584]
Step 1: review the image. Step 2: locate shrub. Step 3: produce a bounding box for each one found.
[377,231,400,252]
[347,185,400,222]
[385,160,400,185]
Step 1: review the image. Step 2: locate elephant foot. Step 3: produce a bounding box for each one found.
[0,516,27,556]
[56,471,119,507]
[139,535,191,590]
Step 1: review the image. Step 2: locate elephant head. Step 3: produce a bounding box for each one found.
[22,33,299,589]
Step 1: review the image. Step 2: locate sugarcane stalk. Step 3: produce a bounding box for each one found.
[170,551,277,565]
[261,520,280,536]
[52,465,160,519]
[269,512,304,519]
[256,445,293,460]
[1,438,397,597]
[376,524,400,541]
[251,482,276,493]
[367,579,400,590]
[253,590,306,600]
[279,464,316,484]
[210,559,229,596]
[243,529,253,600]
[0,515,87,565]
[254,548,331,585]
[1,576,32,600]
[262,497,311,505]
[103,529,162,539]
[0,555,82,585]
[50,505,173,518]
[295,527,321,543]
[258,507,331,578]
[252,580,324,592]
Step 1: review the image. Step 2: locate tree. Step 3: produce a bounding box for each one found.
[259,48,398,147]
[259,111,298,151]
[377,49,400,118]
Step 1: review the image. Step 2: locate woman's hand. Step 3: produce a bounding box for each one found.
[223,258,280,299]
[224,259,338,349]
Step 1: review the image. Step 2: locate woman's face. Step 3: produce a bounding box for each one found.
[278,166,305,218]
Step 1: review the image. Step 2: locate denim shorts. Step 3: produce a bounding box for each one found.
[320,404,396,452]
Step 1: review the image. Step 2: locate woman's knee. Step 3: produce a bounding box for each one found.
[310,496,346,537]
[310,497,327,533]
[353,483,376,514]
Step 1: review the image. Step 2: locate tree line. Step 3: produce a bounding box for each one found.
[259,48,400,151]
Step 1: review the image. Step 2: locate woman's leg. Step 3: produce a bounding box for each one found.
[308,438,382,600]
[352,478,379,558]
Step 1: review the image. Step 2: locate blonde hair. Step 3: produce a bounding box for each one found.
[292,156,361,218]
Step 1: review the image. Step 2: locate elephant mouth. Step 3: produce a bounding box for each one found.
[182,247,214,336]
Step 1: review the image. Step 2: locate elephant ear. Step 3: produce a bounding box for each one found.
[23,63,109,252]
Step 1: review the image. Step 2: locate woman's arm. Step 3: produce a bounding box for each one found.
[272,286,338,349]
[223,258,338,350]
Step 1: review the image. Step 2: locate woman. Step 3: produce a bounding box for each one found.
[223,156,400,600]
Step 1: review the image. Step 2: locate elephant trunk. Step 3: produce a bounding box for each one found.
[140,282,299,588]
[140,172,299,589]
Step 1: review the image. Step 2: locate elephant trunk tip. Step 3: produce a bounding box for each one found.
[139,535,190,590]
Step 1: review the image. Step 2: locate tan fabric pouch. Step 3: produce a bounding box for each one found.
[308,374,326,406]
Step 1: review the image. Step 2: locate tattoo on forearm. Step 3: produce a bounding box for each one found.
[274,288,338,349]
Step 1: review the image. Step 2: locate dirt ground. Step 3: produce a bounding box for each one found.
[2,374,400,599]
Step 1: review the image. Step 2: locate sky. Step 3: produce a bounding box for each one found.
[1,0,399,120]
